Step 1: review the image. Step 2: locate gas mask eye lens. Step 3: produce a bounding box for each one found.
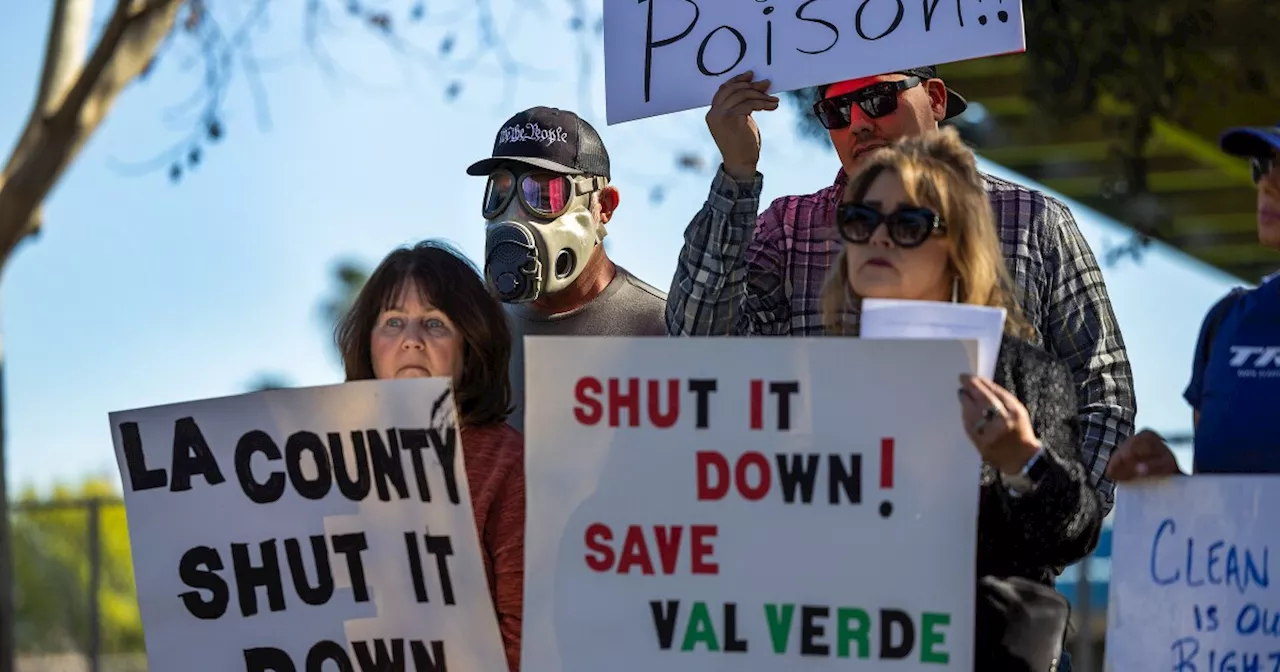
[483,171,515,219]
[483,169,579,220]
[520,172,574,218]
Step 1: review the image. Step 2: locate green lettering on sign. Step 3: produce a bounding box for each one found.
[836,607,870,658]
[681,601,720,652]
[764,603,794,654]
[921,612,950,664]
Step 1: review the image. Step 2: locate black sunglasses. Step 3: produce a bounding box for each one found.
[813,77,923,130]
[1252,155,1275,185]
[836,202,946,248]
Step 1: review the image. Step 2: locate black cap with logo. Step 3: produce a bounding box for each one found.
[466,106,611,180]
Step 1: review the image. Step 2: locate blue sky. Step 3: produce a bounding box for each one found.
[0,1,1246,493]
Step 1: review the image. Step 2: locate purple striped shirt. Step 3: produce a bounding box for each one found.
[666,164,1136,514]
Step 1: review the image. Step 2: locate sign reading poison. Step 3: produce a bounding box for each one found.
[521,336,980,671]
[602,0,1026,124]
[109,378,507,672]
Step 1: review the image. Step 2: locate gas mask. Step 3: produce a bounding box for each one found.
[482,167,608,304]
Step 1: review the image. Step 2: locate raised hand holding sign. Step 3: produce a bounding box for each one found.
[604,0,1026,124]
[705,71,778,180]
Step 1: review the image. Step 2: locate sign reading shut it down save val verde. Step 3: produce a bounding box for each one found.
[1107,476,1280,671]
[109,378,507,672]
[521,336,981,671]
[602,0,1026,123]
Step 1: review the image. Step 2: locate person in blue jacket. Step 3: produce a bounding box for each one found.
[1108,121,1280,480]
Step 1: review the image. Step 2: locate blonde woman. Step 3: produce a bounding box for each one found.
[821,127,1102,671]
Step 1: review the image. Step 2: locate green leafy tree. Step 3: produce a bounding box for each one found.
[10,478,140,655]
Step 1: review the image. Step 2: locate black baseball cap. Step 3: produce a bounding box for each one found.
[1220,122,1280,158]
[818,65,969,121]
[466,106,611,180]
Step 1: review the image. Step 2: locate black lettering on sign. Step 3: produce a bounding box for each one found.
[405,528,458,604]
[284,431,332,500]
[171,417,226,492]
[688,379,717,429]
[801,605,830,655]
[178,545,229,620]
[329,430,371,501]
[235,430,285,504]
[795,0,839,55]
[178,533,372,622]
[353,639,403,671]
[332,533,372,603]
[880,608,915,659]
[231,540,286,617]
[366,428,408,502]
[283,536,334,606]
[243,639,448,672]
[724,601,749,652]
[922,0,944,30]
[242,647,294,672]
[304,641,354,672]
[697,25,748,77]
[118,421,167,492]
[400,427,462,504]
[651,599,680,649]
[763,4,775,65]
[639,0,701,103]
[856,0,905,41]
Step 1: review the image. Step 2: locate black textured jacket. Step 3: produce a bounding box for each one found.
[976,335,1105,586]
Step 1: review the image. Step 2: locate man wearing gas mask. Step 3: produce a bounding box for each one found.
[467,106,667,432]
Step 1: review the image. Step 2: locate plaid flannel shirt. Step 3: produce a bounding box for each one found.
[666,165,1136,514]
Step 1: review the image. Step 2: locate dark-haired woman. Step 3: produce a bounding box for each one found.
[336,240,523,672]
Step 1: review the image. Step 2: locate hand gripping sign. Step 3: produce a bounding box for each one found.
[602,0,1026,124]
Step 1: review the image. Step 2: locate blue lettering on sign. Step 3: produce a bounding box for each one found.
[1150,518,1271,594]
[1170,636,1280,671]
[1238,604,1280,638]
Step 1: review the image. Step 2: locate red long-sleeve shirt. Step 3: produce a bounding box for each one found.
[460,422,524,672]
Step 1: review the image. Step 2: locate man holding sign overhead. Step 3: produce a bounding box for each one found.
[665,65,1136,516]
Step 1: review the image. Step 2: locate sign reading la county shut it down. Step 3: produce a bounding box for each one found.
[603,0,1026,124]
[522,336,981,671]
[109,378,507,672]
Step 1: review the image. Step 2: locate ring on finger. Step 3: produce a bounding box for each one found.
[973,406,1002,435]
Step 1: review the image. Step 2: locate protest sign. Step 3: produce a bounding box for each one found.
[861,299,1005,380]
[1106,476,1280,671]
[521,336,980,671]
[602,0,1026,124]
[109,378,507,672]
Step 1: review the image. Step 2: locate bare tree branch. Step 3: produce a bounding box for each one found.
[0,0,184,274]
[0,0,94,245]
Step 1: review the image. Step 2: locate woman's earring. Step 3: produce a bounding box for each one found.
[951,276,960,303]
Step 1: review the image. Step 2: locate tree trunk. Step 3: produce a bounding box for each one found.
[0,2,183,670]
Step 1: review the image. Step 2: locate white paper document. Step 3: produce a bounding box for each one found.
[860,299,1007,380]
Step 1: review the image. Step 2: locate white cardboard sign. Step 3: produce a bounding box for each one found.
[109,378,508,672]
[603,0,1027,124]
[1106,476,1280,672]
[521,336,980,671]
